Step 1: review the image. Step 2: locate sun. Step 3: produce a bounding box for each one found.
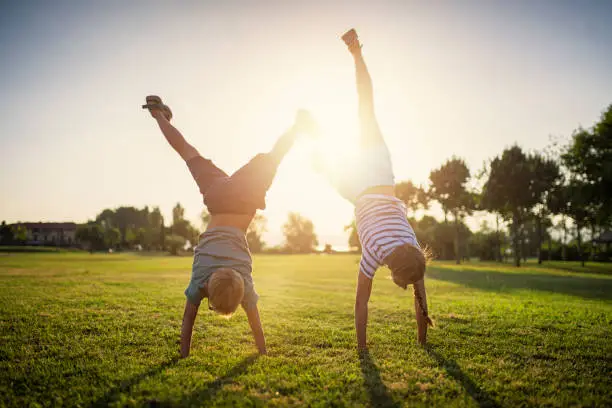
[262,107,359,248]
[256,70,373,246]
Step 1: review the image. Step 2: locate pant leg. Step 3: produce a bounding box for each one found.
[231,153,279,194]
[228,153,279,210]
[186,156,229,196]
[204,128,295,215]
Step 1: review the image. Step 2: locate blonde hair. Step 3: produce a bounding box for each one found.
[207,268,245,316]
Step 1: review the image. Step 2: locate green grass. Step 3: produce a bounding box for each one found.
[1,253,611,407]
[0,246,84,253]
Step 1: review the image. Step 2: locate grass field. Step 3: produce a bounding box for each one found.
[1,253,611,407]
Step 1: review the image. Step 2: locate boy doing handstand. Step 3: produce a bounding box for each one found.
[312,30,433,350]
[144,97,313,357]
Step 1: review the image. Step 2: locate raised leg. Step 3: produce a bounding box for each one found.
[229,110,313,201]
[342,29,385,148]
[144,96,228,195]
[144,96,199,161]
[230,126,298,195]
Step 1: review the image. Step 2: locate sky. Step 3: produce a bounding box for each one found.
[1,0,611,248]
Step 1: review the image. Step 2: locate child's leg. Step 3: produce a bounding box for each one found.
[147,99,200,162]
[146,99,229,195]
[156,114,229,195]
[206,113,306,214]
[187,156,229,196]
[268,127,298,165]
[230,127,297,194]
[342,29,385,149]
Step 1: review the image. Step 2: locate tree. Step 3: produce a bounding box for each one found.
[529,154,562,264]
[186,225,201,250]
[171,203,189,237]
[170,202,199,244]
[173,203,185,226]
[470,221,508,261]
[0,221,13,244]
[148,207,164,250]
[282,212,318,253]
[549,181,592,266]
[562,105,612,229]
[246,214,267,253]
[429,157,474,264]
[166,235,186,256]
[125,227,137,248]
[76,223,105,253]
[95,206,152,248]
[104,227,121,250]
[344,220,361,252]
[159,215,166,251]
[481,146,537,267]
[11,224,27,244]
[136,227,149,249]
[201,209,211,231]
[410,215,471,261]
[559,106,612,261]
[474,163,505,262]
[395,181,429,217]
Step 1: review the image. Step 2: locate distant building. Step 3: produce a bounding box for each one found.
[15,222,78,246]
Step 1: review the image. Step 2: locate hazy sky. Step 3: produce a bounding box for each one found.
[1,0,611,247]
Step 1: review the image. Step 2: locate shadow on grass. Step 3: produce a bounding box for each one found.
[92,357,180,407]
[358,350,400,408]
[542,262,612,276]
[93,355,258,407]
[178,354,258,406]
[426,346,500,408]
[428,266,612,301]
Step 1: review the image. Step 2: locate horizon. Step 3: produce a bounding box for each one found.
[2,0,612,248]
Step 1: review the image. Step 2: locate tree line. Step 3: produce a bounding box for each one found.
[1,104,610,264]
[74,204,320,255]
[394,103,611,266]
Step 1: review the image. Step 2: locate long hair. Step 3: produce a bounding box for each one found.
[413,279,434,327]
[386,244,434,327]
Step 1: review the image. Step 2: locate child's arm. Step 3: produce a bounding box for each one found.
[151,109,200,162]
[355,272,373,351]
[180,300,199,358]
[413,279,429,345]
[244,305,267,355]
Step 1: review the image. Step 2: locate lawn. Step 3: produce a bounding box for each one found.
[1,253,611,407]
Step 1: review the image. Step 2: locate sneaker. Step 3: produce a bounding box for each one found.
[162,104,173,121]
[142,95,172,121]
[145,95,162,105]
[141,94,163,110]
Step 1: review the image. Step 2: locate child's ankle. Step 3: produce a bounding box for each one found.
[349,43,363,57]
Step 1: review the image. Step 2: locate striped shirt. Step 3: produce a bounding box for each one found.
[356,194,420,279]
